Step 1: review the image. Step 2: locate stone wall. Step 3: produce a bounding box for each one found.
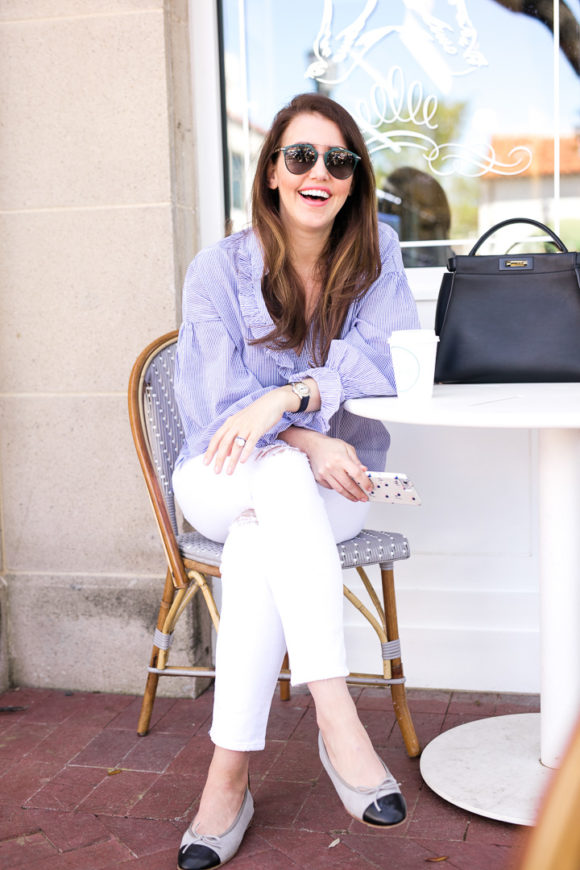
[0,0,210,696]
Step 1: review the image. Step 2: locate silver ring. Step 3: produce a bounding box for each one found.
[234,436,247,447]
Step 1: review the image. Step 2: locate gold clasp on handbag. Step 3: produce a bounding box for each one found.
[499,256,533,270]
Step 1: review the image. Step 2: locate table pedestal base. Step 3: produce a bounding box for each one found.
[419,714,553,825]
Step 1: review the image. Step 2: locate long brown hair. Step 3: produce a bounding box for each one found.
[251,93,380,365]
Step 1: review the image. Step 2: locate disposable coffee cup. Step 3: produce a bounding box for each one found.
[388,329,439,401]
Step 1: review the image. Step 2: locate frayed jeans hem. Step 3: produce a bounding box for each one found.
[209,729,266,753]
[291,666,350,688]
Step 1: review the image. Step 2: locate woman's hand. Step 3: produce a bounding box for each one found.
[204,388,293,474]
[280,429,372,503]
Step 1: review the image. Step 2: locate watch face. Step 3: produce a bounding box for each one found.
[293,382,309,398]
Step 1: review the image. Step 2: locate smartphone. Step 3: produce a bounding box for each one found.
[366,471,422,505]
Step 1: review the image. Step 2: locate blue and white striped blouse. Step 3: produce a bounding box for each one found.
[174,223,419,471]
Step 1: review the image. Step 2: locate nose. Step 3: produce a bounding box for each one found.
[310,151,329,178]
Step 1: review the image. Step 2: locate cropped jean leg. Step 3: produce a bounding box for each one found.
[172,446,369,751]
[210,515,287,751]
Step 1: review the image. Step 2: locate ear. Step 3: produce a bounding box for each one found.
[267,163,278,190]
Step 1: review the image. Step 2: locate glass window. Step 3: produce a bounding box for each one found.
[231,152,244,210]
[219,0,580,265]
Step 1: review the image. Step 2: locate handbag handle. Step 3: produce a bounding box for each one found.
[468,217,568,256]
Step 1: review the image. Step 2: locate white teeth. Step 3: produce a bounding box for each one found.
[300,189,329,200]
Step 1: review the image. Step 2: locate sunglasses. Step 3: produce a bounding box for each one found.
[273,143,361,180]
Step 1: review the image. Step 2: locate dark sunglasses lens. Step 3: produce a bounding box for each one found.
[284,145,317,174]
[325,149,357,179]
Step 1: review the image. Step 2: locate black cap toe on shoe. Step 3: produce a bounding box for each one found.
[363,792,407,827]
[178,844,221,870]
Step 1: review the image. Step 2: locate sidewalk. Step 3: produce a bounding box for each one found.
[0,684,535,869]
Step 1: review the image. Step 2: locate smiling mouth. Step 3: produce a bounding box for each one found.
[299,189,330,201]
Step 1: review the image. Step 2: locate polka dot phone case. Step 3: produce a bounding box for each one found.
[367,472,422,505]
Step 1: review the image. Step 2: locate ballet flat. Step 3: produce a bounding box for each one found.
[318,731,406,827]
[177,788,254,870]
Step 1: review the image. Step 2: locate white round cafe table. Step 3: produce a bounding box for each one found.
[346,383,580,825]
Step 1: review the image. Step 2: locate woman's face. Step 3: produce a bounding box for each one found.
[267,112,354,243]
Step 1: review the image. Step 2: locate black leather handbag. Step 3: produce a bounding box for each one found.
[434,217,580,383]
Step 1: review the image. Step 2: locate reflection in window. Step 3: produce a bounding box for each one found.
[379,167,452,267]
[219,0,580,263]
[231,152,243,210]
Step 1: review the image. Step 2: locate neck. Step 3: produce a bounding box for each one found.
[288,226,329,273]
[289,236,326,318]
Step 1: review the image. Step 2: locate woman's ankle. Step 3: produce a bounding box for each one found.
[309,677,358,729]
[206,747,250,785]
[191,748,250,835]
[193,777,248,836]
[311,695,385,789]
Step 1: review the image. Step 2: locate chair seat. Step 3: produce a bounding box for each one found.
[178,531,224,567]
[337,529,410,569]
[178,528,409,571]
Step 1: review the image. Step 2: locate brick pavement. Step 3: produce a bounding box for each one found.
[0,685,536,869]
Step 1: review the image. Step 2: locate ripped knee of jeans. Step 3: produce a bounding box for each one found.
[230,507,258,529]
[255,443,307,462]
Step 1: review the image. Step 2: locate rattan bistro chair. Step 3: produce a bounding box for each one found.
[129,331,420,756]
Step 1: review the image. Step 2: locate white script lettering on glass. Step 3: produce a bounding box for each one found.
[305,0,532,178]
[305,0,488,86]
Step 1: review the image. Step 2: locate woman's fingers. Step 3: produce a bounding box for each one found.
[205,390,288,474]
[215,432,247,474]
[226,433,253,474]
[326,474,363,502]
[344,448,372,494]
[356,468,373,495]
[336,457,371,501]
[322,467,370,502]
[344,474,370,501]
[204,426,236,473]
[306,438,372,502]
[316,477,332,490]
[205,423,256,475]
[348,465,373,496]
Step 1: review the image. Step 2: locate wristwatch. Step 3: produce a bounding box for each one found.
[290,380,310,412]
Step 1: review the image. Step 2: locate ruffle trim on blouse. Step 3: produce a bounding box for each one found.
[301,365,344,433]
[235,230,307,379]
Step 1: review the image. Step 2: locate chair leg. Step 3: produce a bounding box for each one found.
[137,568,176,736]
[380,564,421,758]
[390,682,420,757]
[279,652,291,701]
[137,671,160,736]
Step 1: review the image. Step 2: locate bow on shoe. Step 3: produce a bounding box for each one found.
[178,826,222,870]
[177,789,254,870]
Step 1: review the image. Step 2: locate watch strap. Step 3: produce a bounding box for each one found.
[290,381,310,413]
[295,393,309,413]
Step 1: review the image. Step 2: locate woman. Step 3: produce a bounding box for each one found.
[172,92,419,869]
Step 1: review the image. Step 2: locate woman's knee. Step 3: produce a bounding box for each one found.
[254,444,317,495]
[319,487,370,543]
[172,455,251,542]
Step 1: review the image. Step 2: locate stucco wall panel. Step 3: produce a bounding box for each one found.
[0,8,171,210]
[0,395,164,574]
[0,207,176,394]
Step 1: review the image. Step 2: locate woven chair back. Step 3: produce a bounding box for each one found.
[142,341,184,536]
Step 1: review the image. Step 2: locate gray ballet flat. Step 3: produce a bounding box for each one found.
[177,788,254,869]
[318,731,406,827]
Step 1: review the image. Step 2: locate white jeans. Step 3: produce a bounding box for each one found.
[172,446,369,751]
